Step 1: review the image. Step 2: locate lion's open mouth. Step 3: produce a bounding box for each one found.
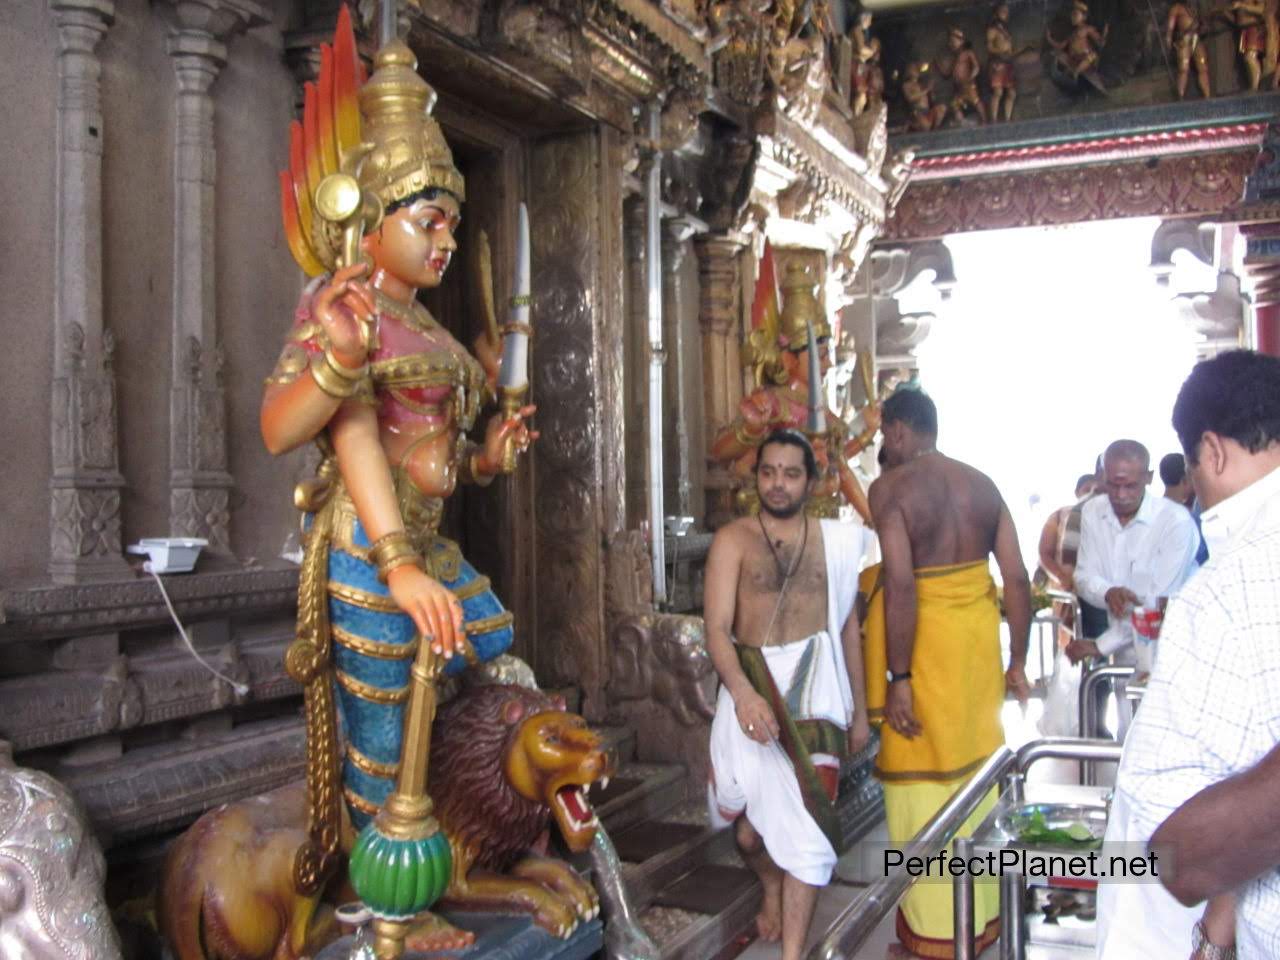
[554,783,599,833]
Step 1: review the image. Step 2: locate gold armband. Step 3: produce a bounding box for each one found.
[367,531,425,584]
[310,347,369,400]
[734,422,766,447]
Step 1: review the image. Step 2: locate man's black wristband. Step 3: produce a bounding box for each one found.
[888,670,912,683]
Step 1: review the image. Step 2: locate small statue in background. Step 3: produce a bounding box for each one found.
[1046,0,1108,83]
[1213,0,1279,90]
[710,249,873,524]
[986,2,1027,120]
[849,8,884,116]
[901,61,948,131]
[938,27,988,124]
[1166,0,1212,98]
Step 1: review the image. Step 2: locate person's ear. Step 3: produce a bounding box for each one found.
[1201,432,1227,478]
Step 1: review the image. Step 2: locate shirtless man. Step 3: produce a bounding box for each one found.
[864,390,1030,957]
[705,429,868,960]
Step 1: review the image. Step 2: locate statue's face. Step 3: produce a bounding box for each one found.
[1070,7,1085,24]
[949,32,964,50]
[859,12,872,29]
[367,193,461,291]
[996,3,1009,22]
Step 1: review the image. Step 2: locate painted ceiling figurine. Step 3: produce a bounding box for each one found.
[710,246,875,525]
[850,6,885,117]
[1212,0,1280,90]
[1165,1,1212,98]
[938,27,988,125]
[1045,0,1109,91]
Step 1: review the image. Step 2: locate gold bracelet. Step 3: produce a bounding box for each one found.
[311,355,362,399]
[324,346,369,381]
[367,531,425,584]
[734,422,765,447]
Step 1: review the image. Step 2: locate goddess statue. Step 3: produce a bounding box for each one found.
[261,12,534,957]
[710,252,875,525]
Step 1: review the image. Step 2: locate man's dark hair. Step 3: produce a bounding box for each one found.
[1173,350,1280,464]
[1158,452,1186,487]
[757,428,818,480]
[1103,439,1150,471]
[881,388,938,438]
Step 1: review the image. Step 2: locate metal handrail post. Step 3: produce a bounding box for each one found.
[807,746,1017,960]
[1077,666,1135,784]
[953,835,976,959]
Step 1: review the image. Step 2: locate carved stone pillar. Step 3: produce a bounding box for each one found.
[661,221,698,522]
[694,233,747,529]
[623,197,649,532]
[1219,122,1280,357]
[1242,227,1280,356]
[48,0,128,585]
[530,130,619,721]
[161,0,267,553]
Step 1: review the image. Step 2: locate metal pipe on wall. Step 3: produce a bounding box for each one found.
[645,100,667,604]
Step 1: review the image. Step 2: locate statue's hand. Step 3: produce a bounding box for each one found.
[741,391,779,431]
[386,566,465,660]
[479,404,539,475]
[313,262,376,368]
[863,402,882,433]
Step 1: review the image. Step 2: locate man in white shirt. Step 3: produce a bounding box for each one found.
[1066,438,1200,736]
[1097,349,1280,958]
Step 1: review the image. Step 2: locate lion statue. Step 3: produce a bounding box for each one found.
[159,683,606,960]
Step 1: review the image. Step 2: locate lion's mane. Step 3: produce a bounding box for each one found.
[429,683,556,873]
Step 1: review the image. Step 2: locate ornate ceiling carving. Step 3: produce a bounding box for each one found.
[884,148,1258,242]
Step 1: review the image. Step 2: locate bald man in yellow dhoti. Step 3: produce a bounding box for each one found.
[865,391,1032,959]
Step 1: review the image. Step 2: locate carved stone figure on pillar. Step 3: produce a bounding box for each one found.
[710,249,873,524]
[1045,0,1108,89]
[767,17,829,122]
[1166,1,1212,97]
[1212,0,1279,90]
[849,8,884,117]
[901,61,947,131]
[938,27,987,124]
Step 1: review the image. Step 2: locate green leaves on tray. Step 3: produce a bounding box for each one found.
[1012,809,1100,847]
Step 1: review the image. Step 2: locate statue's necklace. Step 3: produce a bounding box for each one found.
[372,288,437,336]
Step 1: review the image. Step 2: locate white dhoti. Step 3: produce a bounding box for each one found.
[707,629,852,886]
[706,518,865,887]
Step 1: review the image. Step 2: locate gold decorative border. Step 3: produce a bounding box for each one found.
[333,625,417,661]
[346,742,399,780]
[343,786,381,817]
[336,670,410,704]
[328,581,401,613]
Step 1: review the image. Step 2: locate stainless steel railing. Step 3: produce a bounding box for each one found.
[1077,664,1135,785]
[807,737,1123,960]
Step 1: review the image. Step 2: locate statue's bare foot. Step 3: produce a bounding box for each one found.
[405,912,476,952]
[755,875,782,942]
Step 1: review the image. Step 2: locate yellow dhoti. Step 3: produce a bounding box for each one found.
[860,560,1005,958]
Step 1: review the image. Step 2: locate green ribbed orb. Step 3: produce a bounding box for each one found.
[349,825,452,919]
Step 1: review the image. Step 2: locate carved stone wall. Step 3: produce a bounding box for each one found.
[530,130,619,722]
